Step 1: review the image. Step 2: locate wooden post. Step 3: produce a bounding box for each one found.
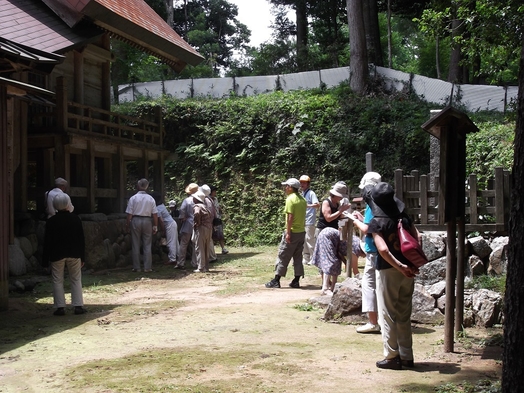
[20,101,28,212]
[56,77,67,133]
[87,140,95,213]
[455,217,465,333]
[345,219,354,278]
[445,219,457,352]
[365,152,374,172]
[494,167,505,226]
[469,174,478,225]
[0,85,9,311]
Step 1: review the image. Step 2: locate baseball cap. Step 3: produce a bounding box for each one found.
[281,178,301,189]
[299,175,311,182]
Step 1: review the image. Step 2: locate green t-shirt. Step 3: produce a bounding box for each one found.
[284,192,307,233]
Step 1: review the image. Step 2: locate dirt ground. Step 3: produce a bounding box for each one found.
[0,247,502,393]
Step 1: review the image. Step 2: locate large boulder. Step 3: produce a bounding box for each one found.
[416,257,446,286]
[468,236,492,259]
[471,289,503,327]
[15,237,33,259]
[412,283,445,324]
[487,239,508,276]
[323,278,362,320]
[421,232,446,261]
[8,244,27,276]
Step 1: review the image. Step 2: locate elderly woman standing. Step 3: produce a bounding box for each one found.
[316,183,351,235]
[367,182,420,370]
[42,193,86,316]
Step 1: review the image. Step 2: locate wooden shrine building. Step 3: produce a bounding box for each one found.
[0,0,203,310]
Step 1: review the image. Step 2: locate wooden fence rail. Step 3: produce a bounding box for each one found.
[393,167,511,233]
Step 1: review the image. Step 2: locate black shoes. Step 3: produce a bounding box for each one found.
[401,359,415,368]
[74,306,87,315]
[289,280,300,288]
[53,307,87,316]
[53,307,65,316]
[376,355,402,370]
[265,279,281,288]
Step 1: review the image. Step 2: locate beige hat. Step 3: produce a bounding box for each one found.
[359,172,381,189]
[192,190,205,203]
[299,175,311,182]
[185,183,199,194]
[329,182,347,198]
[281,178,301,189]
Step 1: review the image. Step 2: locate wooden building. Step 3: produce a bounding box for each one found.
[0,0,203,310]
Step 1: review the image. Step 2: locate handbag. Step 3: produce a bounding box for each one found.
[397,219,428,268]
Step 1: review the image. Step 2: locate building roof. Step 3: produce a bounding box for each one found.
[0,0,203,72]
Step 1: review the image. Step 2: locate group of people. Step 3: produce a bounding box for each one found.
[264,176,358,291]
[126,180,229,274]
[265,172,421,370]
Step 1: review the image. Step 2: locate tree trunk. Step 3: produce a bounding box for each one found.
[164,0,174,28]
[387,0,392,68]
[502,40,524,393]
[296,0,309,71]
[436,35,441,80]
[347,0,369,93]
[448,17,463,83]
[363,0,383,67]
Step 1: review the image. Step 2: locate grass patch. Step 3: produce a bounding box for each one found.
[465,274,506,294]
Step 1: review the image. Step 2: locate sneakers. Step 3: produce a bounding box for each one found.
[221,248,229,254]
[356,323,381,334]
[376,355,402,370]
[265,279,281,288]
[289,280,300,288]
[74,306,87,315]
[173,265,185,270]
[53,307,65,316]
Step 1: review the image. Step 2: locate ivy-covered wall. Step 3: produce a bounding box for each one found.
[115,85,514,246]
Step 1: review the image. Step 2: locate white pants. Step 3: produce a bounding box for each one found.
[361,252,378,312]
[51,257,83,308]
[165,220,178,262]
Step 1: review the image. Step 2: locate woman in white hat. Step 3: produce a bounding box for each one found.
[315,182,350,235]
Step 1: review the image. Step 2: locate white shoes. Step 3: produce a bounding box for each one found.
[356,323,381,334]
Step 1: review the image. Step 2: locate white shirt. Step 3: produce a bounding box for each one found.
[125,191,158,216]
[46,188,74,218]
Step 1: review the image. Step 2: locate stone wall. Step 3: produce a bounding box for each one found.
[9,212,166,276]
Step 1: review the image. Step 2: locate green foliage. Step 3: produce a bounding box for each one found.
[114,86,513,247]
[466,114,514,188]
[465,274,507,295]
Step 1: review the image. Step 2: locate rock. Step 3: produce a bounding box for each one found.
[323,278,362,320]
[421,232,446,261]
[412,283,445,324]
[468,236,492,259]
[8,244,27,276]
[487,242,508,276]
[468,255,485,277]
[78,213,108,222]
[471,289,503,327]
[416,257,446,286]
[16,236,34,259]
[427,281,446,298]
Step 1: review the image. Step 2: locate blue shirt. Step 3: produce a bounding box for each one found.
[363,205,377,253]
[303,188,319,226]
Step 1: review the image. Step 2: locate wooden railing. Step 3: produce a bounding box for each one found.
[29,100,163,148]
[393,167,511,233]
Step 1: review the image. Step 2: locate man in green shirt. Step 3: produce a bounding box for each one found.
[265,178,307,289]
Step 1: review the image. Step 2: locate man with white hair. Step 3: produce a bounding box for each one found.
[45,177,74,218]
[42,193,85,316]
[125,178,158,272]
[351,171,382,333]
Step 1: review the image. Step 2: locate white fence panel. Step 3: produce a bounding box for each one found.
[321,67,350,88]
[235,75,277,96]
[117,66,518,112]
[281,70,321,91]
[163,79,194,99]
